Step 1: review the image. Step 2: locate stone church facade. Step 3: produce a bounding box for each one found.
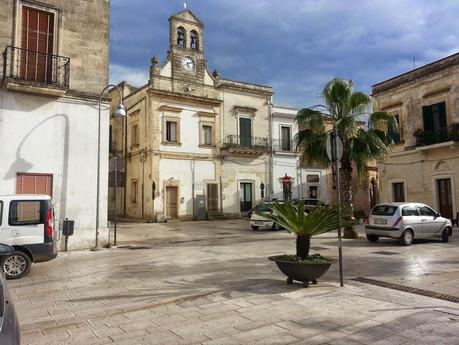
[110,9,273,221]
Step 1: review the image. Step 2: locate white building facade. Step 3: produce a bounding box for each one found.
[0,0,111,249]
[271,105,329,204]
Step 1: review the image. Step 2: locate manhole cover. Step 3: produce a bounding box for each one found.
[372,251,399,256]
[216,232,232,235]
[352,277,459,304]
[310,246,328,250]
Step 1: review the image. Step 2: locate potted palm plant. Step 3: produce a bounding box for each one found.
[263,201,344,287]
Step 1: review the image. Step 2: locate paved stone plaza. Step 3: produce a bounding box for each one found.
[9,220,459,344]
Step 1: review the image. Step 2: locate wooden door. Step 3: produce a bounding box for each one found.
[21,6,54,83]
[16,173,53,197]
[207,184,218,212]
[166,186,178,219]
[437,179,453,219]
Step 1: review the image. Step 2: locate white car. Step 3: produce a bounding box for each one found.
[365,202,453,246]
[0,195,57,278]
[250,203,281,231]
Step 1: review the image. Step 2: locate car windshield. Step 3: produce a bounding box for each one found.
[371,205,398,216]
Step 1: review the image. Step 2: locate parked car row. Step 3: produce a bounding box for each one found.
[250,199,454,246]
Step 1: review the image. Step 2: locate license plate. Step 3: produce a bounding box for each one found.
[254,221,264,226]
[374,218,387,225]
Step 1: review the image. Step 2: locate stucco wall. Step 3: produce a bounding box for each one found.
[0,90,110,250]
[158,158,216,219]
[221,157,268,216]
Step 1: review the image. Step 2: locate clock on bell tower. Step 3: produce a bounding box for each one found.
[168,9,206,83]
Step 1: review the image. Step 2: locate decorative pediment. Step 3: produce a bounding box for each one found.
[169,9,203,27]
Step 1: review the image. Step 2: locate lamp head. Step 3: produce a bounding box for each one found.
[113,103,126,117]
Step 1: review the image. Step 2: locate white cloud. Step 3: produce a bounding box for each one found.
[109,64,149,87]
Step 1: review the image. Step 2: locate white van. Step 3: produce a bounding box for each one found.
[0,195,57,279]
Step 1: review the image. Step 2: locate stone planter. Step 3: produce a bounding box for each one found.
[269,255,333,287]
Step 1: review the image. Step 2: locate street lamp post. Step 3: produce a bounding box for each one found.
[93,85,126,251]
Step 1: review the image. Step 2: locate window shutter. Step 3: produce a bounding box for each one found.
[422,106,434,131]
[439,102,447,128]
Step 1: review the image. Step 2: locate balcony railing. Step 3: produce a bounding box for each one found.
[222,135,270,153]
[272,139,298,153]
[2,46,70,89]
[415,126,459,146]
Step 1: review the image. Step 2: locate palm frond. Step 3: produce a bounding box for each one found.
[295,129,329,168]
[296,108,324,132]
[350,128,389,177]
[369,111,399,134]
[261,202,342,238]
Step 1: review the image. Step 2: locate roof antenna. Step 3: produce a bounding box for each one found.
[413,56,416,69]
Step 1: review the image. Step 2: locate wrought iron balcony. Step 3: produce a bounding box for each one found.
[415,125,459,146]
[222,135,270,154]
[2,46,70,90]
[272,139,298,153]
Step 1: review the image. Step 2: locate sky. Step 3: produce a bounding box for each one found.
[110,0,459,108]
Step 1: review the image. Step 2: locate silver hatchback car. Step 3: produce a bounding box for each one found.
[365,203,453,246]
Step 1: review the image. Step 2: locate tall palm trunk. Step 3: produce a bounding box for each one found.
[339,148,358,239]
[296,235,311,260]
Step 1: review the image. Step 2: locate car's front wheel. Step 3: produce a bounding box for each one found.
[251,226,259,231]
[441,228,450,242]
[366,234,379,242]
[272,222,280,231]
[400,230,414,246]
[2,251,32,279]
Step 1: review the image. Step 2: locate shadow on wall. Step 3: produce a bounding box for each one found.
[3,114,70,250]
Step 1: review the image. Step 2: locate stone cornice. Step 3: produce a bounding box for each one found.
[372,52,459,95]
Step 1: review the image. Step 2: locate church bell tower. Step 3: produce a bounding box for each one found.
[168,9,206,83]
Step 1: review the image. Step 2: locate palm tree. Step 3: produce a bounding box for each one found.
[296,79,398,238]
[263,202,343,260]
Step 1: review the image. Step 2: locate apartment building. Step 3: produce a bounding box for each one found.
[372,52,459,219]
[0,0,110,249]
[271,105,329,203]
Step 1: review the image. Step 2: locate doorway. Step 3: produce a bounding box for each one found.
[240,182,253,213]
[166,186,178,219]
[436,178,453,219]
[207,183,218,212]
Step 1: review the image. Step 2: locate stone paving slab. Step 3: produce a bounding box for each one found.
[7,220,459,344]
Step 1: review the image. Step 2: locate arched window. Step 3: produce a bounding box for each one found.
[177,27,185,47]
[190,30,199,50]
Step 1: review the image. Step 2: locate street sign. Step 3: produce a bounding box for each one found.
[326,133,343,162]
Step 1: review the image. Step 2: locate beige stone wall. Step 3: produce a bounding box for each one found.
[0,0,109,95]
[378,147,459,212]
[373,54,459,217]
